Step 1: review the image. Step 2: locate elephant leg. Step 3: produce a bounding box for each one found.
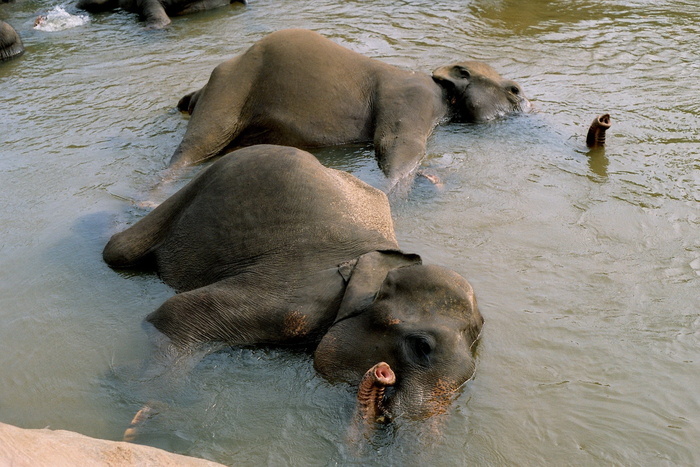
[169,55,260,168]
[175,0,232,15]
[75,0,119,12]
[372,90,437,190]
[373,132,429,197]
[136,0,171,28]
[121,330,224,442]
[123,402,162,442]
[103,168,209,267]
[146,275,292,348]
[375,136,426,179]
[147,265,346,349]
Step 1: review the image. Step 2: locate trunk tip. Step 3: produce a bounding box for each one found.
[373,362,396,385]
[596,113,612,129]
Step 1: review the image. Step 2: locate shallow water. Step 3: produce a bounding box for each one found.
[1,0,698,464]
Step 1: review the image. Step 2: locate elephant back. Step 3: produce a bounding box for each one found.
[155,145,399,291]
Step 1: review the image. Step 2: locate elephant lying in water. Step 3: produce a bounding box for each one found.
[170,29,530,188]
[104,145,483,423]
[0,21,24,62]
[76,0,245,28]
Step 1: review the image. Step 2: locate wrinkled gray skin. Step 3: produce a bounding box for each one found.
[104,145,483,420]
[76,0,245,28]
[171,29,530,187]
[0,21,24,62]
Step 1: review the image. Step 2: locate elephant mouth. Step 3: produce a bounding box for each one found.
[461,96,532,123]
[518,96,533,114]
[355,362,396,424]
[504,96,532,119]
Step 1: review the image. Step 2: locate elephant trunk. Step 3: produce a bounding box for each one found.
[356,362,396,423]
[586,113,611,148]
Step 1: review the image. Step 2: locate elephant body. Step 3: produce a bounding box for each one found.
[104,145,483,420]
[76,0,245,28]
[0,21,23,62]
[171,29,529,186]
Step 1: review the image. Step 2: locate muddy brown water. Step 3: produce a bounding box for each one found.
[1,0,698,464]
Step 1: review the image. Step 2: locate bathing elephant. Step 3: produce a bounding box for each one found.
[170,28,530,188]
[0,20,23,62]
[76,0,245,28]
[104,144,483,422]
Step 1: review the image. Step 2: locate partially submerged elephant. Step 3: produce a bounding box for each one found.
[171,28,530,187]
[104,144,483,422]
[76,0,245,28]
[0,20,24,62]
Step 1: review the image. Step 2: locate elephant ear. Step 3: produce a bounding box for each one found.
[432,64,471,91]
[335,250,421,323]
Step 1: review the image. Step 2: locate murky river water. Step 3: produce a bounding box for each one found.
[1,0,698,464]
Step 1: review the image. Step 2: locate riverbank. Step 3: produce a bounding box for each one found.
[0,422,224,466]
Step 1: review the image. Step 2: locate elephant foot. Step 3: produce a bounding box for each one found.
[145,20,171,30]
[416,170,444,190]
[123,402,163,442]
[135,199,160,209]
[586,113,611,148]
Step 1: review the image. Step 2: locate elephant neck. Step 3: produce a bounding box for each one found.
[433,83,460,123]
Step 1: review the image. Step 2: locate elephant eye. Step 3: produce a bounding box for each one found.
[405,335,435,365]
[508,85,520,95]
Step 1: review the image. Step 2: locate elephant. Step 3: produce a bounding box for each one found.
[170,28,530,189]
[0,20,23,62]
[76,0,246,29]
[103,144,484,423]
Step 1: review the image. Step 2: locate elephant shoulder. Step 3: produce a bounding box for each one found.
[375,70,443,114]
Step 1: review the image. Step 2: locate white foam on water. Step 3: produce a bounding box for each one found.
[34,6,90,32]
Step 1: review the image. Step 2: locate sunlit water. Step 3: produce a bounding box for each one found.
[32,5,89,32]
[1,0,698,464]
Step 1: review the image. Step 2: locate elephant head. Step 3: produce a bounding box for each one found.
[432,61,530,123]
[0,21,24,62]
[314,251,484,421]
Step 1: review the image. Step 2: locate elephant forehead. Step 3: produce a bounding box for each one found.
[376,266,477,318]
[457,61,504,81]
[381,265,473,300]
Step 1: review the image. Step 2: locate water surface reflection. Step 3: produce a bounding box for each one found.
[0,0,698,464]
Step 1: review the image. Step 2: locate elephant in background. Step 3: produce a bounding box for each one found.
[103,144,483,423]
[170,29,530,189]
[0,20,23,62]
[76,0,246,29]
